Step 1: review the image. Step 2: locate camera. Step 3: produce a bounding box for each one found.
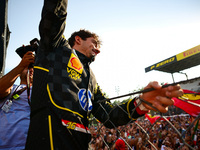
[16,38,39,58]
[15,38,39,68]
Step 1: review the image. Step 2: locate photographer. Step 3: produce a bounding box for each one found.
[0,42,36,149]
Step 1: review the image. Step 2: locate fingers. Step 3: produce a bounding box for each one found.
[152,103,168,113]
[23,51,35,61]
[156,96,174,106]
[153,97,173,113]
[19,51,35,68]
[143,97,173,113]
[141,81,183,113]
[144,103,168,113]
[165,84,183,98]
[145,82,183,98]
[145,81,161,90]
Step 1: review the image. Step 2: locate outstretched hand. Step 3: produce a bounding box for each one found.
[140,81,183,113]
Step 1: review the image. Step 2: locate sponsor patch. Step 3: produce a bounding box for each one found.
[68,53,83,74]
[67,53,83,80]
[78,89,93,111]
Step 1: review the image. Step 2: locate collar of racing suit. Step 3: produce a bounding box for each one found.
[74,49,92,65]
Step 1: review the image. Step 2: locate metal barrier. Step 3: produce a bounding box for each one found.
[89,98,200,150]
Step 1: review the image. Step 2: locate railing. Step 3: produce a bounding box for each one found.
[89,98,200,150]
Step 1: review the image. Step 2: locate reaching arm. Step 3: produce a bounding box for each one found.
[92,85,144,128]
[0,51,34,99]
[92,82,183,128]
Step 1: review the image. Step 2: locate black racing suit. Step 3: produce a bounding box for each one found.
[25,0,144,149]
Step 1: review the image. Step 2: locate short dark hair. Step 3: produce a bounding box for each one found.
[68,29,101,48]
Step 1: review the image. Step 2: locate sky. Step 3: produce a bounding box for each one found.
[5,0,200,100]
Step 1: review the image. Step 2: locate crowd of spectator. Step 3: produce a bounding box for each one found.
[88,115,200,150]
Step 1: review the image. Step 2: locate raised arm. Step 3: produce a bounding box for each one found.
[0,51,34,99]
[39,0,68,52]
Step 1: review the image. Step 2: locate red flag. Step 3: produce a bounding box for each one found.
[145,114,170,124]
[145,114,160,124]
[172,89,200,117]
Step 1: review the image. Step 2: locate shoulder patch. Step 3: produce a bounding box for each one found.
[68,53,83,74]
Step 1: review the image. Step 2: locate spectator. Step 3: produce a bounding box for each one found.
[88,114,199,149]
[0,49,35,149]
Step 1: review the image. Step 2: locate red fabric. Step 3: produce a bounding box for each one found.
[145,114,161,124]
[115,139,126,150]
[172,89,200,117]
[145,114,170,124]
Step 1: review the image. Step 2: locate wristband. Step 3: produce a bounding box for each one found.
[134,96,149,115]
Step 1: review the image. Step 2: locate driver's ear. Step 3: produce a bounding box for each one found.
[75,36,81,45]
